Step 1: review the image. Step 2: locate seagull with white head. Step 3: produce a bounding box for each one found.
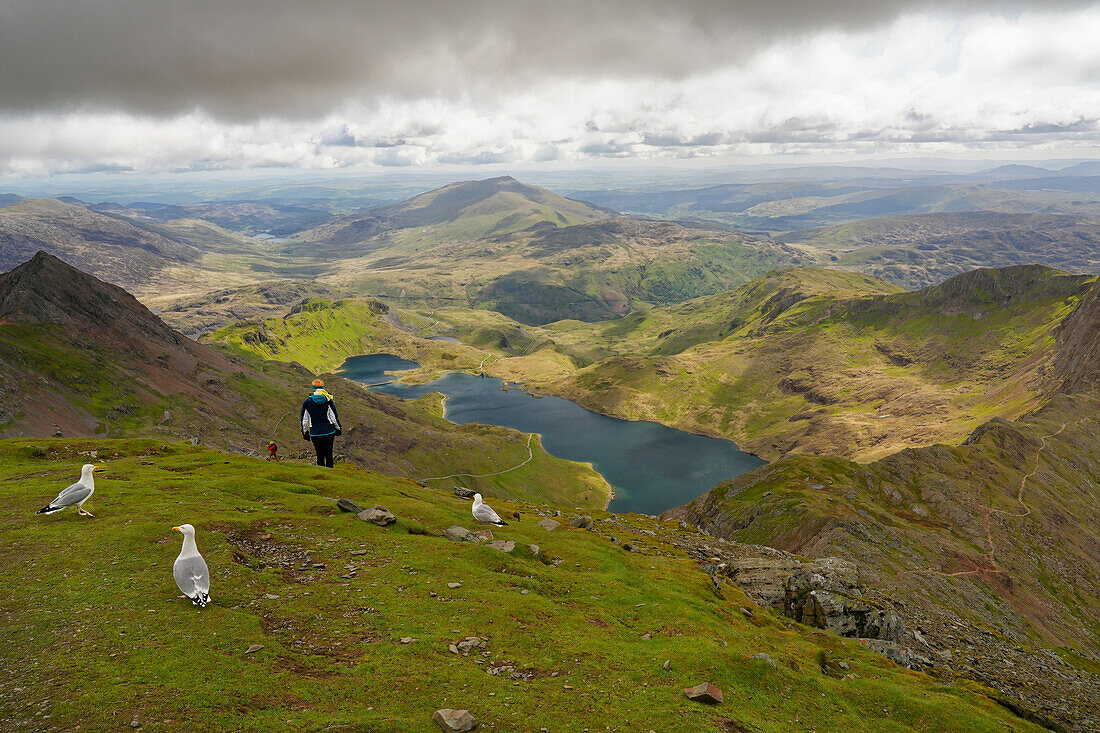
[172,524,211,608]
[472,493,508,526]
[36,464,97,517]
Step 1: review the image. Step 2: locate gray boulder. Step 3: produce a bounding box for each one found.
[572,516,593,529]
[337,498,362,513]
[444,526,477,542]
[454,487,476,499]
[485,540,515,553]
[433,708,478,731]
[537,518,560,531]
[358,505,396,526]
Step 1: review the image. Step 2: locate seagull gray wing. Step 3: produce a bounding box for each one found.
[174,555,210,597]
[51,482,92,508]
[473,502,503,524]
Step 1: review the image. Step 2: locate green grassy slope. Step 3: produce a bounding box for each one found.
[0,438,1041,732]
[538,266,1095,461]
[0,254,609,509]
[663,391,1100,730]
[205,266,1095,464]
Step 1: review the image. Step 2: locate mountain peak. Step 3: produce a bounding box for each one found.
[0,251,180,345]
[298,176,613,245]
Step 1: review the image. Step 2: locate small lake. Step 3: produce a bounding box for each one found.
[339,353,765,515]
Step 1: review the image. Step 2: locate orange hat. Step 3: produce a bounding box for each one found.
[311,379,324,388]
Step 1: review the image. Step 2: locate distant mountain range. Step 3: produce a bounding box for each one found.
[7,174,1100,327]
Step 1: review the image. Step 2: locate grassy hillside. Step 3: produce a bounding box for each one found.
[0,254,609,509]
[294,176,613,247]
[0,198,321,301]
[205,266,1096,464]
[522,266,1095,461]
[663,390,1100,730]
[0,438,1042,732]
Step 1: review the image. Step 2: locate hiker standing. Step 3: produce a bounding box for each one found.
[301,379,341,468]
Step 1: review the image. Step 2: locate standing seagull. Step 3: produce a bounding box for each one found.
[36,464,97,517]
[472,493,508,526]
[172,524,211,608]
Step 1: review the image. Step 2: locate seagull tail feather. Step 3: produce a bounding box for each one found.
[191,593,210,608]
[35,505,61,515]
[493,519,509,526]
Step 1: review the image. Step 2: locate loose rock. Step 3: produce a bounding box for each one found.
[752,653,776,668]
[537,519,560,531]
[433,708,478,732]
[474,529,494,542]
[455,637,486,654]
[486,540,515,553]
[337,498,362,513]
[244,644,264,654]
[527,544,541,556]
[358,505,396,526]
[444,526,477,542]
[454,487,476,499]
[447,581,463,589]
[572,516,593,529]
[684,682,723,704]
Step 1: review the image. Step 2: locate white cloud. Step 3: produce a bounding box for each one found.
[1,8,1098,175]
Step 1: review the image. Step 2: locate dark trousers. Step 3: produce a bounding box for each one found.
[311,434,335,467]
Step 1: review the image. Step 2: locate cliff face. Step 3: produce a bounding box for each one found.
[1055,280,1100,391]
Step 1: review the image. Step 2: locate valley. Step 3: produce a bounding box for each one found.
[3,164,1100,731]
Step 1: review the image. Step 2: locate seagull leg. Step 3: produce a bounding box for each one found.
[78,507,95,517]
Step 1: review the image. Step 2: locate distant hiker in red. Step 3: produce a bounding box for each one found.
[301,379,341,468]
[267,441,279,461]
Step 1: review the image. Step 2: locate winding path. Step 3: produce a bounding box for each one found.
[419,433,536,484]
[909,416,1086,579]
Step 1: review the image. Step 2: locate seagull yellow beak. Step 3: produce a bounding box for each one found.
[171,526,181,532]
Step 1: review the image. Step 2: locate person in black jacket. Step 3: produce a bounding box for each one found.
[301,379,341,467]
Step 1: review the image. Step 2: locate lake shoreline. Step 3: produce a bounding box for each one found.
[339,352,765,515]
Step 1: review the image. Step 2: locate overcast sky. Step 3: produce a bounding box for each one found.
[1,0,1098,175]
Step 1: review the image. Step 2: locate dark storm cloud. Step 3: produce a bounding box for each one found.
[1,0,1090,120]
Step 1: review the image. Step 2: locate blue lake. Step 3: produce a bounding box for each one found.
[339,353,765,515]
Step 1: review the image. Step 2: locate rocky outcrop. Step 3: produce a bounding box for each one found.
[719,555,909,659]
[1055,281,1100,391]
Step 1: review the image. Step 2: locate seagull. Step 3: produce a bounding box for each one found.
[472,493,508,526]
[36,464,97,517]
[172,524,211,608]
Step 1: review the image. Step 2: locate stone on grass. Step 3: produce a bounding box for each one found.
[474,529,494,542]
[444,526,477,542]
[684,682,723,704]
[358,505,396,526]
[400,637,416,644]
[455,637,487,653]
[486,540,515,553]
[572,516,593,529]
[433,708,478,732]
[662,660,671,671]
[537,518,560,531]
[337,498,362,513]
[244,644,264,654]
[528,544,541,556]
[454,487,476,499]
[752,653,776,668]
[447,581,463,589]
